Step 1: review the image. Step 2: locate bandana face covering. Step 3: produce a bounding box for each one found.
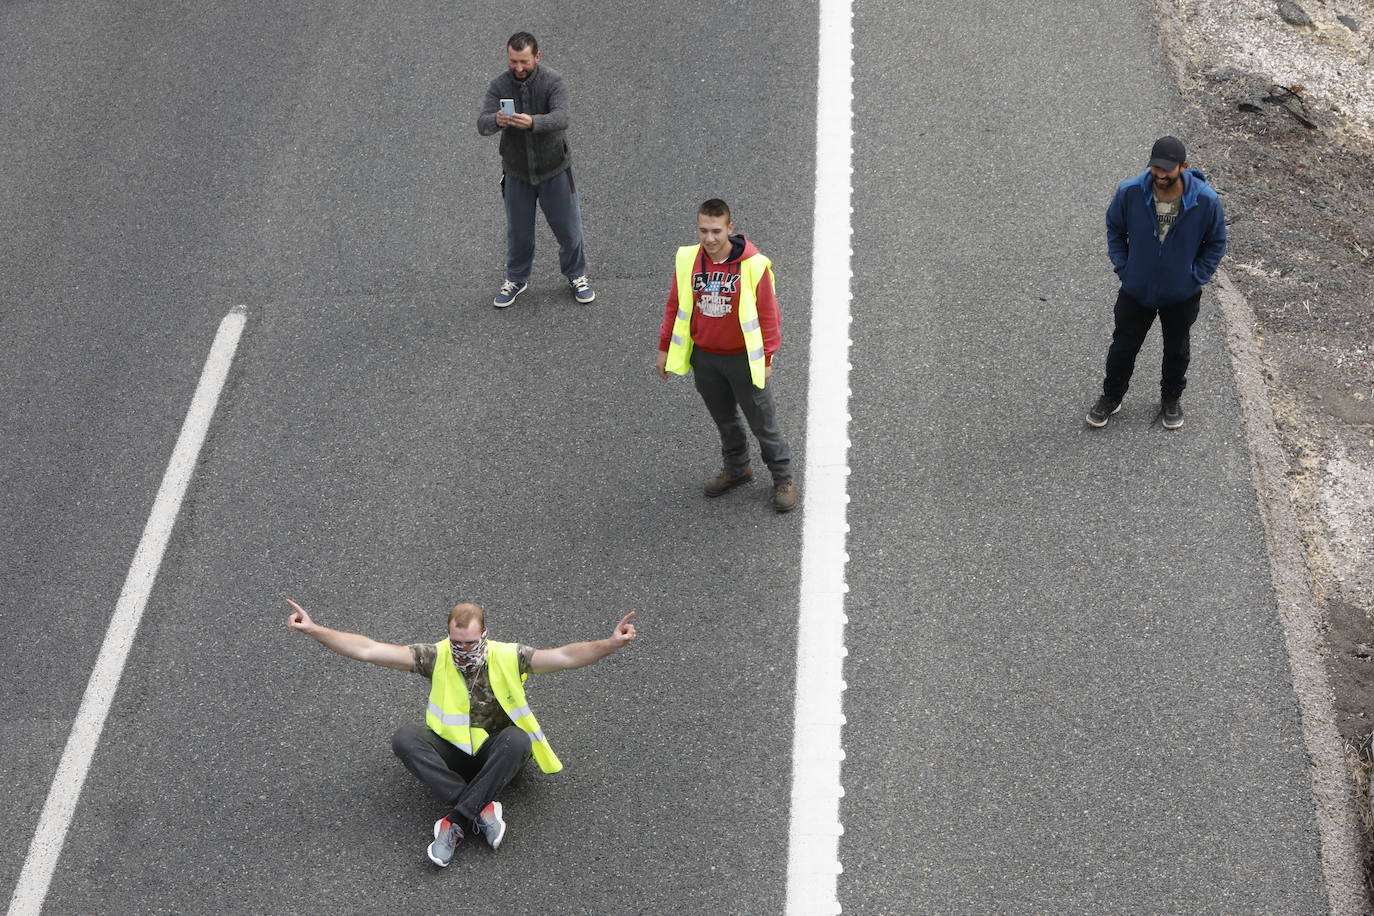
[451,635,488,674]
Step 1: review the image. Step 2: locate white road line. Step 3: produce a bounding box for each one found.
[786,1,854,914]
[7,306,247,916]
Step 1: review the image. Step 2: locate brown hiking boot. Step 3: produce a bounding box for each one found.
[704,467,753,497]
[772,481,799,513]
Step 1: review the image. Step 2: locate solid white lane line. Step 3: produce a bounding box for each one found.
[7,306,247,916]
[786,1,855,913]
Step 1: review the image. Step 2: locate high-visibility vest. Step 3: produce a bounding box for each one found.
[425,640,563,774]
[664,245,773,389]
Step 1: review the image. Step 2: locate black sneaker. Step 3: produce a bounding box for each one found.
[1086,396,1121,428]
[1160,399,1184,430]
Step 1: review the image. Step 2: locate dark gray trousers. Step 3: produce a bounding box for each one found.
[502,168,587,283]
[391,723,531,834]
[690,348,792,483]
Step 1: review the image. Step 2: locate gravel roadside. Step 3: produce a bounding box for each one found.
[1155,0,1374,908]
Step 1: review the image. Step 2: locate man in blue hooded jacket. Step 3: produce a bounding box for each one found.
[1087,136,1227,430]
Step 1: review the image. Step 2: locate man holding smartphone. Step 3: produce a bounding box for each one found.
[477,32,594,308]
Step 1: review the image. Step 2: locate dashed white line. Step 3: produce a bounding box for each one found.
[7,306,247,916]
[786,1,855,913]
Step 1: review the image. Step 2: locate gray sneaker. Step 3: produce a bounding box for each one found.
[1160,399,1184,430]
[427,816,463,867]
[493,280,528,308]
[476,801,506,850]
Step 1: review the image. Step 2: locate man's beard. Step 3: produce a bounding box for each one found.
[1155,174,1179,189]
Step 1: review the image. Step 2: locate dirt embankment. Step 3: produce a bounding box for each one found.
[1157,0,1374,905]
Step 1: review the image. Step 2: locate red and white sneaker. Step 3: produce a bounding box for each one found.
[476,801,506,850]
[427,815,463,867]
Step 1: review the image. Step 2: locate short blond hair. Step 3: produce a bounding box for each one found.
[447,602,485,631]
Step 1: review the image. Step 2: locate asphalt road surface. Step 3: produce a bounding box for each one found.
[1,2,1326,914]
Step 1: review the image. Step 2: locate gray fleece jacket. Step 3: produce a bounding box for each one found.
[477,64,572,185]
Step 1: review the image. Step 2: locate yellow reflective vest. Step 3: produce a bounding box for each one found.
[664,245,773,389]
[425,639,562,774]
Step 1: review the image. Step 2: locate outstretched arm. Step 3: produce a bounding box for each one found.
[530,612,637,674]
[285,598,414,671]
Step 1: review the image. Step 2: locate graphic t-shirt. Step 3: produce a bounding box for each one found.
[695,259,741,318]
[1155,196,1181,240]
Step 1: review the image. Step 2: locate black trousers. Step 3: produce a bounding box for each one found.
[1101,288,1202,402]
[391,723,531,834]
[690,348,792,482]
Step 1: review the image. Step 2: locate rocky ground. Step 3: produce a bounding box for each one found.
[1157,0,1374,899]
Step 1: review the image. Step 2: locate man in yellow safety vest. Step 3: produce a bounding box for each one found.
[285,597,636,867]
[656,198,799,513]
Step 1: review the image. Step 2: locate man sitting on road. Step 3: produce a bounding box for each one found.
[285,597,636,866]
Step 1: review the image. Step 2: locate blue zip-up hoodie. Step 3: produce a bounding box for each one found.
[1106,169,1227,309]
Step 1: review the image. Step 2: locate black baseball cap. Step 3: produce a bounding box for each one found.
[1149,136,1187,170]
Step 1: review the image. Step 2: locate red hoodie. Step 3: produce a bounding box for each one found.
[657,234,781,364]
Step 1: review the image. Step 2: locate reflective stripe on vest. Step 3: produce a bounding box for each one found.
[425,640,564,774]
[426,703,471,729]
[664,245,773,389]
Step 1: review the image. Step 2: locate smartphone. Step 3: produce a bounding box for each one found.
[499,99,515,116]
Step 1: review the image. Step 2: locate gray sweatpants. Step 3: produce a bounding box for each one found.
[690,348,793,483]
[502,168,587,283]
